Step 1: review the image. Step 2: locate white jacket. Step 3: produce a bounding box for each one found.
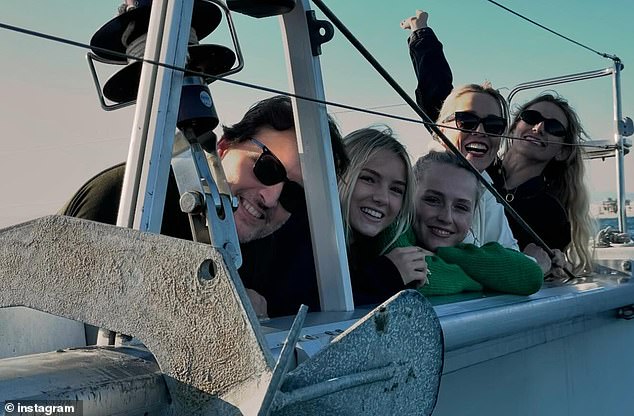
[462,171,520,251]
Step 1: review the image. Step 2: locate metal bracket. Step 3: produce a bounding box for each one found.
[0,215,272,414]
[171,132,242,269]
[619,116,633,137]
[86,52,135,111]
[306,10,333,56]
[267,291,444,416]
[258,305,308,416]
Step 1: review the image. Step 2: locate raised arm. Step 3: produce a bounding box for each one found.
[401,10,453,123]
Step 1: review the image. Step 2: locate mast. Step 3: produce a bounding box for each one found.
[611,58,628,233]
[116,0,192,232]
[279,0,354,312]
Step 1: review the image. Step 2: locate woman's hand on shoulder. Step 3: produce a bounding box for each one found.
[400,10,429,32]
[385,246,433,288]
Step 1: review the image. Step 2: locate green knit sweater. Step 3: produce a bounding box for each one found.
[386,227,543,296]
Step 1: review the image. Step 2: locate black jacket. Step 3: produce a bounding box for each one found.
[408,27,453,123]
[487,161,571,251]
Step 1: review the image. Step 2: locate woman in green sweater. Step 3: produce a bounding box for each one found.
[397,151,543,296]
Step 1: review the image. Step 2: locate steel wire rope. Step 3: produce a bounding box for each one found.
[0,21,611,153]
[485,0,618,60]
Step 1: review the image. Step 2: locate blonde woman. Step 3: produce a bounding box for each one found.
[388,151,543,298]
[338,127,429,304]
[402,10,518,252]
[490,94,596,275]
[429,83,521,253]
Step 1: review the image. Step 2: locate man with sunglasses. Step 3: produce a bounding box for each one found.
[216,95,348,244]
[217,96,348,317]
[61,95,348,320]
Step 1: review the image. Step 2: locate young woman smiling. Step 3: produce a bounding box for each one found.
[402,11,518,251]
[391,152,542,297]
[488,94,596,275]
[338,127,430,305]
[431,83,520,251]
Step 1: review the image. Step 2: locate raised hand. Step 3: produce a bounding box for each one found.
[400,9,429,32]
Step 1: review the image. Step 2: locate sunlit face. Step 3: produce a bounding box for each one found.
[413,162,478,251]
[349,149,407,238]
[511,101,569,163]
[220,127,301,243]
[440,92,504,172]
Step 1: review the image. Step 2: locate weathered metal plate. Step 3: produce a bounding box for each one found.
[271,290,443,416]
[0,215,273,415]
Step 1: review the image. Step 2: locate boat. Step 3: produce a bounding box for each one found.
[1,0,633,414]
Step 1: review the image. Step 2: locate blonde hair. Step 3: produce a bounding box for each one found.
[413,150,481,206]
[338,126,415,254]
[507,94,596,274]
[434,82,509,143]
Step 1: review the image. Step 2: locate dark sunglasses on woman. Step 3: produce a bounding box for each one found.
[445,111,507,136]
[518,109,567,137]
[250,138,304,214]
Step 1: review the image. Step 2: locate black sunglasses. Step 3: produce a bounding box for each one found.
[446,111,507,136]
[518,110,567,137]
[250,138,304,214]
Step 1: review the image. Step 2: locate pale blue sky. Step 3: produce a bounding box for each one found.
[0,0,632,226]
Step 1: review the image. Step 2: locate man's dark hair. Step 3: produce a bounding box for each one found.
[222,95,349,176]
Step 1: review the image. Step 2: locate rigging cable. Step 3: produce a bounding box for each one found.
[0,21,611,152]
[485,0,618,61]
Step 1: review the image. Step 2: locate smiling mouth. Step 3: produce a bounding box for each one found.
[428,226,453,237]
[524,135,547,147]
[361,207,385,220]
[464,142,489,155]
[240,197,264,220]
